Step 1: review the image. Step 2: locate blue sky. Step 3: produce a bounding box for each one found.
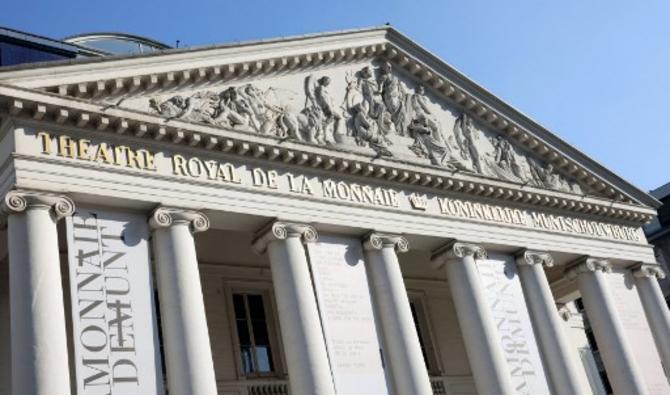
[2,1,668,192]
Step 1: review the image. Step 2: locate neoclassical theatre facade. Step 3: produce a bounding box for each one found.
[0,27,668,395]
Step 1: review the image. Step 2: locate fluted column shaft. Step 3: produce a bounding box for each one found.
[2,191,74,395]
[253,221,335,395]
[363,233,432,395]
[632,264,670,375]
[150,207,217,395]
[432,242,513,395]
[516,251,587,395]
[567,258,647,395]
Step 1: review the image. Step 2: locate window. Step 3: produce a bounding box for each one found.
[232,293,275,376]
[409,296,440,375]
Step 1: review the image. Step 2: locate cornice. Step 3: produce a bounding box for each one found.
[0,83,656,225]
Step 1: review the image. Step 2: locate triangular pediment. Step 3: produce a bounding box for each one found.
[0,26,659,211]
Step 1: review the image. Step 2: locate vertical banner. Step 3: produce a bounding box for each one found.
[306,235,390,395]
[606,270,670,395]
[478,254,551,395]
[66,208,164,395]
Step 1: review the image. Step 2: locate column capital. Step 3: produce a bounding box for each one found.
[0,190,74,222]
[431,241,487,267]
[565,257,612,280]
[632,263,666,280]
[516,250,554,268]
[149,207,210,233]
[252,221,317,254]
[363,232,409,253]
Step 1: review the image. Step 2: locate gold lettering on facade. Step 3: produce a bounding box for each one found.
[171,154,240,183]
[322,179,398,208]
[439,197,640,242]
[35,131,642,243]
[39,132,157,170]
[37,131,53,154]
[76,139,91,160]
[287,174,314,195]
[58,135,77,158]
[93,143,114,164]
[252,168,278,189]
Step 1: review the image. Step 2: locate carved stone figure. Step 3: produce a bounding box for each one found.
[378,61,407,135]
[408,86,433,122]
[529,161,564,190]
[239,84,277,134]
[304,75,341,144]
[212,87,251,128]
[358,66,380,117]
[492,135,524,180]
[150,93,218,124]
[279,107,319,143]
[342,67,397,154]
[149,95,189,119]
[351,103,392,156]
[453,114,483,174]
[407,115,469,171]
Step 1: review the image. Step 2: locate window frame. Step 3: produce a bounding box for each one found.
[224,281,286,379]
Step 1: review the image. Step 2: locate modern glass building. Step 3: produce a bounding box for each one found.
[0,26,170,67]
[63,32,170,56]
[0,27,79,66]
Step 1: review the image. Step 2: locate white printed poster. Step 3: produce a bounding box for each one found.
[307,235,390,395]
[66,208,164,395]
[478,254,551,395]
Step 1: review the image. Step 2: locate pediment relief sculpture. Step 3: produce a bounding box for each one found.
[146,61,582,195]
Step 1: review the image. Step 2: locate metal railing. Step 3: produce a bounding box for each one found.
[218,376,475,395]
[217,379,290,395]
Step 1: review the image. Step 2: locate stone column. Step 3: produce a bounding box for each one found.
[632,263,670,375]
[252,221,335,395]
[363,233,432,395]
[149,207,217,395]
[566,258,648,395]
[1,190,74,395]
[515,250,587,395]
[0,256,9,395]
[432,242,514,395]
